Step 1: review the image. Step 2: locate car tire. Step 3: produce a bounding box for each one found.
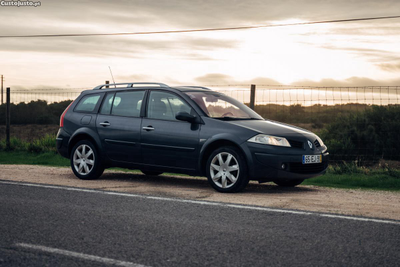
[206,146,249,193]
[70,140,104,180]
[273,179,304,187]
[141,170,163,176]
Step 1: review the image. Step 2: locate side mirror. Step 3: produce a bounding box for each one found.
[176,111,197,123]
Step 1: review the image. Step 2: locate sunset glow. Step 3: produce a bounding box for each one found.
[0,0,399,89]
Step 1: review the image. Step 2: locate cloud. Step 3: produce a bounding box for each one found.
[2,0,400,89]
[114,74,185,86]
[327,24,400,37]
[377,63,400,72]
[195,73,400,87]
[2,0,400,36]
[1,0,399,61]
[195,73,281,85]
[308,45,400,64]
[292,77,400,87]
[0,35,239,59]
[195,73,235,84]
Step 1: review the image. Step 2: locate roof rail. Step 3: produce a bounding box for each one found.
[94,82,169,90]
[176,86,212,90]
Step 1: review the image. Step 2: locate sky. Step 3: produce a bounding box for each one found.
[0,0,400,90]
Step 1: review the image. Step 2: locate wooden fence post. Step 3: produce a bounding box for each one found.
[250,84,256,110]
[6,87,10,150]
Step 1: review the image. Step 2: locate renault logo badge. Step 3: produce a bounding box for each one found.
[308,140,313,149]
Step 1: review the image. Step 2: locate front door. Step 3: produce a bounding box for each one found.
[141,90,200,171]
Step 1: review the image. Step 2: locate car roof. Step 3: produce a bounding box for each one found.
[89,83,213,93]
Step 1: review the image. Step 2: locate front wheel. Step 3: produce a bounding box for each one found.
[273,179,304,187]
[206,146,249,193]
[70,140,104,180]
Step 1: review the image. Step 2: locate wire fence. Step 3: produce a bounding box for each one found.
[4,85,400,106]
[210,85,400,106]
[7,88,86,104]
[1,84,399,165]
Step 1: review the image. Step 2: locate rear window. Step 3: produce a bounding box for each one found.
[74,94,101,113]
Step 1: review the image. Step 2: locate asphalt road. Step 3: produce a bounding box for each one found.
[0,181,399,267]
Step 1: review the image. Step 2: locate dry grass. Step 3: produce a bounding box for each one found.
[0,124,59,142]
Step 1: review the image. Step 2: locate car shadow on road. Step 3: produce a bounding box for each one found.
[98,171,317,194]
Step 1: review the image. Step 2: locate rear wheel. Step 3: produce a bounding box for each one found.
[273,179,304,187]
[206,146,249,193]
[70,140,104,180]
[141,170,163,176]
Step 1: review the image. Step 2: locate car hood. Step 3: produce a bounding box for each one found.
[227,119,316,139]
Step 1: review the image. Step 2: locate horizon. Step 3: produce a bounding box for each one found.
[5,84,400,107]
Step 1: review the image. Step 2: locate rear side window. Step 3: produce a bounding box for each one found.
[110,91,145,117]
[74,94,101,113]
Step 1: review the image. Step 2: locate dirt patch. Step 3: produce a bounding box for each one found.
[1,164,399,221]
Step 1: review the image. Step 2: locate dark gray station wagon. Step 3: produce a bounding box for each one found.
[57,82,329,192]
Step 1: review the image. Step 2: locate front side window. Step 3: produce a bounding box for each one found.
[147,91,193,121]
[107,90,145,117]
[185,91,263,120]
[75,94,101,113]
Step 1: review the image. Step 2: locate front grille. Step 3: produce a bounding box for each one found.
[289,162,327,174]
[314,139,321,148]
[288,140,304,149]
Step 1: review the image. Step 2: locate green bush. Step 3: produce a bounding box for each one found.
[320,105,400,163]
[0,137,29,151]
[0,134,56,153]
[0,100,72,125]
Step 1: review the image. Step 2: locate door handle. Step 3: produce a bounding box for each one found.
[142,126,155,131]
[100,122,111,127]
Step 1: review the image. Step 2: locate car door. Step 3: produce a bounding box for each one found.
[96,90,145,163]
[141,90,200,171]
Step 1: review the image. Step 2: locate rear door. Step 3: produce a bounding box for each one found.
[140,90,200,171]
[96,90,145,163]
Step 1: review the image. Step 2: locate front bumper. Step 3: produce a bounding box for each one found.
[244,142,329,182]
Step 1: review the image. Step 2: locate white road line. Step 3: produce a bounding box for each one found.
[1,180,400,226]
[15,243,149,267]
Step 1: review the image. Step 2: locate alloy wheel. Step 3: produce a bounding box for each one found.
[73,144,95,176]
[210,152,240,189]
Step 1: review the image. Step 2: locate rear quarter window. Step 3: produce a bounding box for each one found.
[74,94,101,113]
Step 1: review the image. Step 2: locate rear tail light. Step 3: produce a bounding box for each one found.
[60,101,74,127]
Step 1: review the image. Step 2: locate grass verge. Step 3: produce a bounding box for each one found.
[0,151,399,191]
[303,172,400,191]
[0,151,69,167]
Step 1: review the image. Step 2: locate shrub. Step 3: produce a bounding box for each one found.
[320,105,400,163]
[0,134,56,153]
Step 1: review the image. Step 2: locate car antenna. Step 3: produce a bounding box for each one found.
[108,66,117,88]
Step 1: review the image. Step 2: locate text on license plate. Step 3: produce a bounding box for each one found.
[302,155,322,164]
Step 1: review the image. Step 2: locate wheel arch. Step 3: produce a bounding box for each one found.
[68,128,102,158]
[199,137,250,176]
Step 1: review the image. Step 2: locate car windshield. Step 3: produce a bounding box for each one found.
[185,91,263,120]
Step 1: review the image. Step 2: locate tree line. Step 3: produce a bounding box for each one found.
[0,100,399,162]
[0,100,72,125]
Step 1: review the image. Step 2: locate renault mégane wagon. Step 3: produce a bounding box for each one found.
[56,82,329,192]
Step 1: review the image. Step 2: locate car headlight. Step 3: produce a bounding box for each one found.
[248,134,291,147]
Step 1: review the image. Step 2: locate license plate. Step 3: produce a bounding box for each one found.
[302,155,322,164]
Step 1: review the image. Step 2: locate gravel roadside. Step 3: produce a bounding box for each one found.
[1,164,399,220]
